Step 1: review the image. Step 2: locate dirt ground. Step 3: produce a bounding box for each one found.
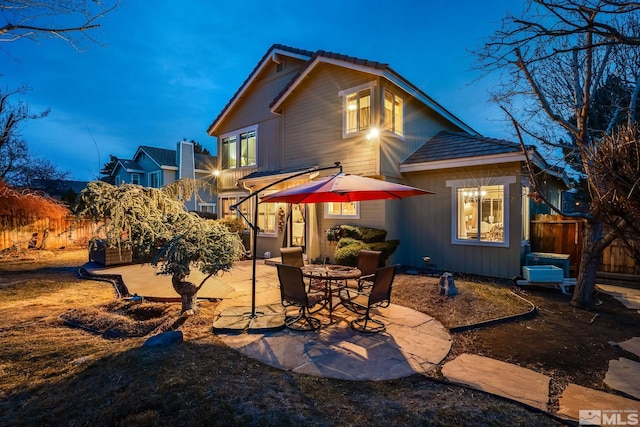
[3,248,640,398]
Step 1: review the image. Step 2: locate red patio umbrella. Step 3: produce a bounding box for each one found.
[260,173,433,204]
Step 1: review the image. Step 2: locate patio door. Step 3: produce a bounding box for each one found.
[290,204,306,249]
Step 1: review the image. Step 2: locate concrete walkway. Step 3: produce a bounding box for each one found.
[86,260,640,423]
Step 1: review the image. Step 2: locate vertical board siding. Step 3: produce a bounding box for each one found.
[402,164,524,278]
[216,59,307,135]
[280,64,377,175]
[531,215,640,276]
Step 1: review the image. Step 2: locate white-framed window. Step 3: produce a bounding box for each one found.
[324,201,360,219]
[522,186,530,242]
[384,90,404,137]
[221,125,258,170]
[149,172,160,188]
[339,81,375,138]
[447,177,515,246]
[257,202,277,236]
[199,203,216,214]
[131,173,140,185]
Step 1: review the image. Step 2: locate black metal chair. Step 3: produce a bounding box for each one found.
[354,249,382,290]
[339,265,397,333]
[276,264,327,331]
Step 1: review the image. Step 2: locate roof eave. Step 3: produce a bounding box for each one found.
[383,69,478,135]
[270,56,385,113]
[208,47,313,135]
[400,152,527,172]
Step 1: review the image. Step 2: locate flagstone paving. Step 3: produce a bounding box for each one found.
[557,383,640,422]
[618,337,640,358]
[85,259,640,422]
[441,353,551,411]
[604,358,640,400]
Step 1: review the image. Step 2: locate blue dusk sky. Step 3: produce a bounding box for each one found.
[2,1,522,181]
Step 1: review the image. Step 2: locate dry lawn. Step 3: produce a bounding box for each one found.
[1,248,636,426]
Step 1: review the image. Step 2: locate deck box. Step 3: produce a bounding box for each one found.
[522,265,564,283]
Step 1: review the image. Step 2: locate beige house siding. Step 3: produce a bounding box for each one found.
[400,163,525,278]
[214,58,307,134]
[377,81,467,180]
[279,63,379,175]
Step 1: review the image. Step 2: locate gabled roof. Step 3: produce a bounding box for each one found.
[207,44,477,136]
[269,50,476,135]
[207,44,314,135]
[113,159,145,175]
[113,146,217,176]
[136,146,178,168]
[400,130,534,172]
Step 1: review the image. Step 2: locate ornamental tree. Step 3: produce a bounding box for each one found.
[75,181,243,313]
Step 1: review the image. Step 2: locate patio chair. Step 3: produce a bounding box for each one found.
[280,247,305,267]
[276,264,327,331]
[339,265,397,333]
[352,249,382,291]
[280,246,326,292]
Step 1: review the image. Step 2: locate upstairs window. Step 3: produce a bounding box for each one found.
[339,82,375,138]
[384,91,404,136]
[240,130,256,167]
[221,135,237,169]
[221,125,258,170]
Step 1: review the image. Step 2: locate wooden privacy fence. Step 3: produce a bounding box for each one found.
[0,216,97,251]
[531,214,639,277]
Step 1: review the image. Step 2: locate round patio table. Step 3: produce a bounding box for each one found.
[301,265,361,322]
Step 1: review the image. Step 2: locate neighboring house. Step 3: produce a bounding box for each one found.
[207,44,568,278]
[112,140,218,214]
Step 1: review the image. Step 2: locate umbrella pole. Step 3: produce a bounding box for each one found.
[213,162,342,333]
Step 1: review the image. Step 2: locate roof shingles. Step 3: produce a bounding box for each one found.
[402,131,524,165]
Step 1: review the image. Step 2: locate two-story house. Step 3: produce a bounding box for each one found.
[207,44,567,278]
[112,139,218,213]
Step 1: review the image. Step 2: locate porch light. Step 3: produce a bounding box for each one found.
[212,169,220,177]
[367,128,380,140]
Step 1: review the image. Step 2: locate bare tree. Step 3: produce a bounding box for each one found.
[0,85,69,186]
[476,0,640,308]
[0,0,119,49]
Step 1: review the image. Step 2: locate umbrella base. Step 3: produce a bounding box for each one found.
[213,304,286,333]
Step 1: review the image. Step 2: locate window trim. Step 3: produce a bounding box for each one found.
[338,81,376,139]
[324,201,360,219]
[131,173,140,185]
[220,124,259,170]
[257,195,278,237]
[383,90,404,138]
[149,171,161,188]
[446,176,515,247]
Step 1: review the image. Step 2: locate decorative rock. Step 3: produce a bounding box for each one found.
[143,330,183,347]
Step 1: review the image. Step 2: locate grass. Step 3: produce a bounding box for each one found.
[0,250,567,426]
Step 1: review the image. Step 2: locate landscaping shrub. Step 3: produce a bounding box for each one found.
[339,225,387,243]
[332,226,399,266]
